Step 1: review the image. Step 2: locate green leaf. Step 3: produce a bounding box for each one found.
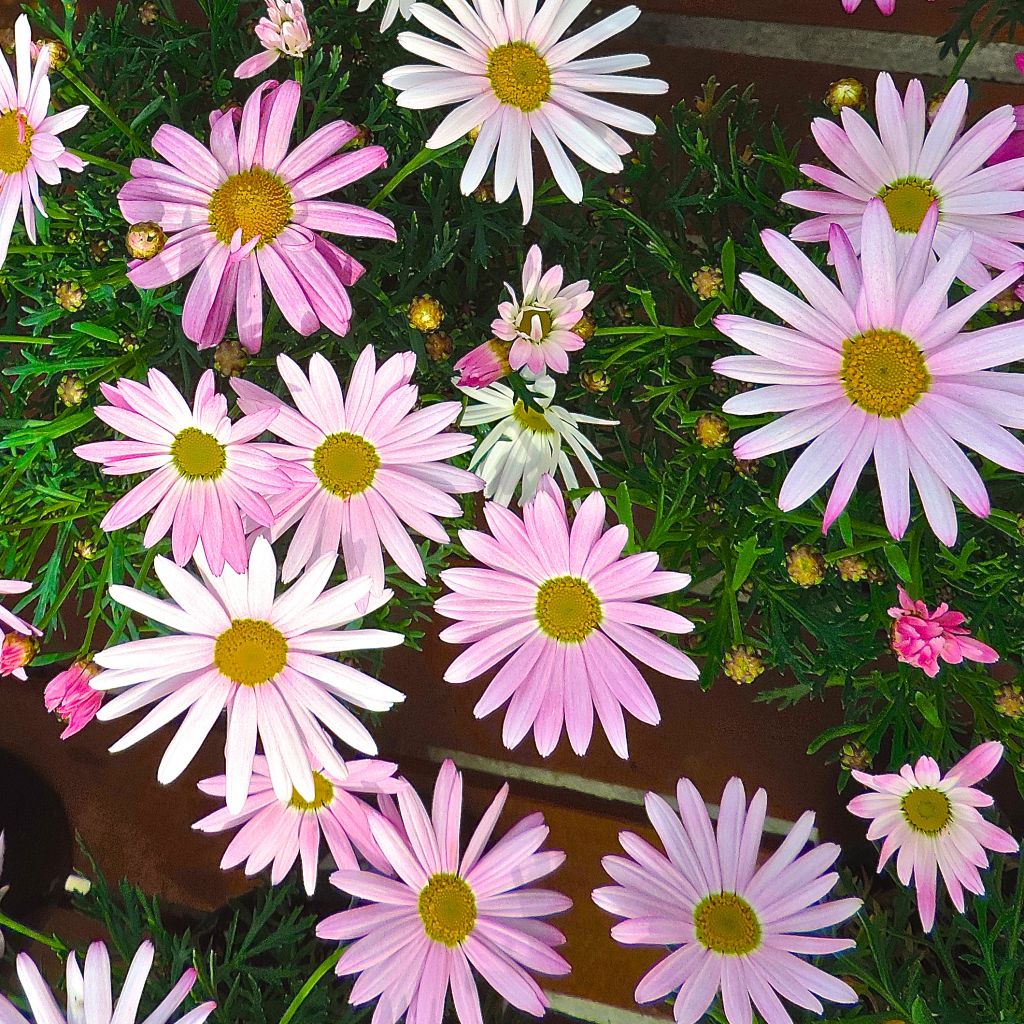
[614,482,636,550]
[837,511,853,548]
[806,720,863,755]
[884,542,912,583]
[693,296,722,328]
[70,321,121,342]
[720,237,735,301]
[910,996,934,1024]
[914,691,941,729]
[730,535,771,592]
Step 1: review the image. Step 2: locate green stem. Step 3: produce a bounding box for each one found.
[944,3,999,88]
[0,335,56,344]
[0,910,68,956]
[5,247,70,256]
[368,139,466,211]
[294,62,305,137]
[60,68,144,147]
[277,948,343,1024]
[67,149,132,177]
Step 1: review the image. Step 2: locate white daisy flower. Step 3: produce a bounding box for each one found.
[383,0,667,223]
[460,374,616,504]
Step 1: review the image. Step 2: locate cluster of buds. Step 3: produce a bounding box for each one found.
[692,265,724,302]
[839,742,872,773]
[214,339,249,378]
[694,412,729,449]
[786,544,827,587]
[424,331,453,361]
[407,294,445,333]
[722,644,765,685]
[57,372,87,407]
[55,281,86,312]
[994,684,1024,720]
[836,554,870,582]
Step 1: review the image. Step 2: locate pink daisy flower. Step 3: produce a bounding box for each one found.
[44,659,104,738]
[0,15,87,270]
[713,200,1024,546]
[783,73,1024,289]
[2,940,215,1024]
[435,475,698,758]
[118,79,395,353]
[317,759,572,1024]
[848,741,1018,931]
[594,776,862,1024]
[0,632,36,679]
[491,245,593,376]
[194,754,403,894]
[235,0,312,79]
[0,578,39,637]
[92,536,405,814]
[889,585,998,677]
[232,346,483,589]
[842,0,933,13]
[74,368,287,575]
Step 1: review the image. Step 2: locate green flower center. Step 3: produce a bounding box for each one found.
[512,400,554,434]
[517,306,554,339]
[901,787,952,835]
[214,619,288,687]
[841,329,930,418]
[0,110,33,175]
[879,178,939,234]
[535,575,602,644]
[694,892,762,956]
[312,432,381,499]
[487,42,551,112]
[418,873,477,946]
[208,167,293,246]
[171,427,227,480]
[288,771,335,811]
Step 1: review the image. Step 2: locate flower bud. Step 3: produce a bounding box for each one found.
[453,339,511,387]
[824,78,866,115]
[55,281,86,312]
[786,544,827,587]
[695,413,729,449]
[126,221,166,260]
[723,645,765,685]
[408,294,445,333]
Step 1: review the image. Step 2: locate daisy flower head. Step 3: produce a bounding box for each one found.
[74,368,288,575]
[235,0,312,79]
[713,199,1024,546]
[118,79,396,353]
[195,755,403,894]
[317,758,572,1024]
[460,374,616,505]
[491,245,593,375]
[848,741,1018,931]
[784,73,1024,288]
[594,776,862,1024]
[92,535,405,814]
[232,346,483,589]
[436,475,697,757]
[382,0,667,224]
[0,578,40,638]
[0,15,87,269]
[2,941,215,1024]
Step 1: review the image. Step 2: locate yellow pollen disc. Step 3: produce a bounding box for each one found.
[0,110,34,175]
[535,576,602,644]
[312,432,381,499]
[418,873,477,946]
[487,42,552,113]
[170,427,227,480]
[901,787,952,836]
[694,892,762,956]
[517,307,554,339]
[208,168,293,246]
[879,178,939,234]
[288,771,336,811]
[512,400,555,435]
[841,329,930,418]
[214,619,288,687]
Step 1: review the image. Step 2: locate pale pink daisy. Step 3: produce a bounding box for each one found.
[436,475,697,758]
[713,200,1024,546]
[44,659,103,738]
[317,759,571,1024]
[783,73,1024,288]
[118,79,395,353]
[0,15,87,269]
[2,941,215,1024]
[194,754,403,894]
[383,0,667,223]
[594,776,862,1024]
[848,741,1018,932]
[0,578,39,637]
[235,0,312,79]
[74,368,287,575]
[491,245,593,375]
[92,536,405,814]
[231,346,483,589]
[889,585,998,677]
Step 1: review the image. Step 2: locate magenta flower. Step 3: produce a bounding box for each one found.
[0,578,39,638]
[453,338,511,388]
[491,246,593,376]
[784,74,1024,289]
[74,368,287,575]
[595,776,861,1024]
[235,0,312,79]
[0,15,87,270]
[714,200,1024,546]
[889,586,998,677]
[92,536,405,813]
[194,755,403,894]
[317,759,571,1024]
[44,659,103,737]
[232,346,482,589]
[848,742,1018,931]
[118,79,395,352]
[436,475,697,758]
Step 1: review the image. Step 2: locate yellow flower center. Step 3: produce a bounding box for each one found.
[517,306,553,338]
[288,771,335,811]
[170,427,227,480]
[312,432,381,499]
[418,873,477,946]
[214,618,288,687]
[512,400,554,435]
[694,892,762,956]
[0,110,33,175]
[208,167,293,246]
[901,787,952,836]
[841,329,930,418]
[535,576,602,644]
[487,42,551,113]
[878,178,939,234]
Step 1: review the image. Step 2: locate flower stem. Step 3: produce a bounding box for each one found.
[67,149,132,177]
[368,139,466,210]
[277,947,343,1024]
[60,68,144,148]
[0,910,69,956]
[294,62,305,136]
